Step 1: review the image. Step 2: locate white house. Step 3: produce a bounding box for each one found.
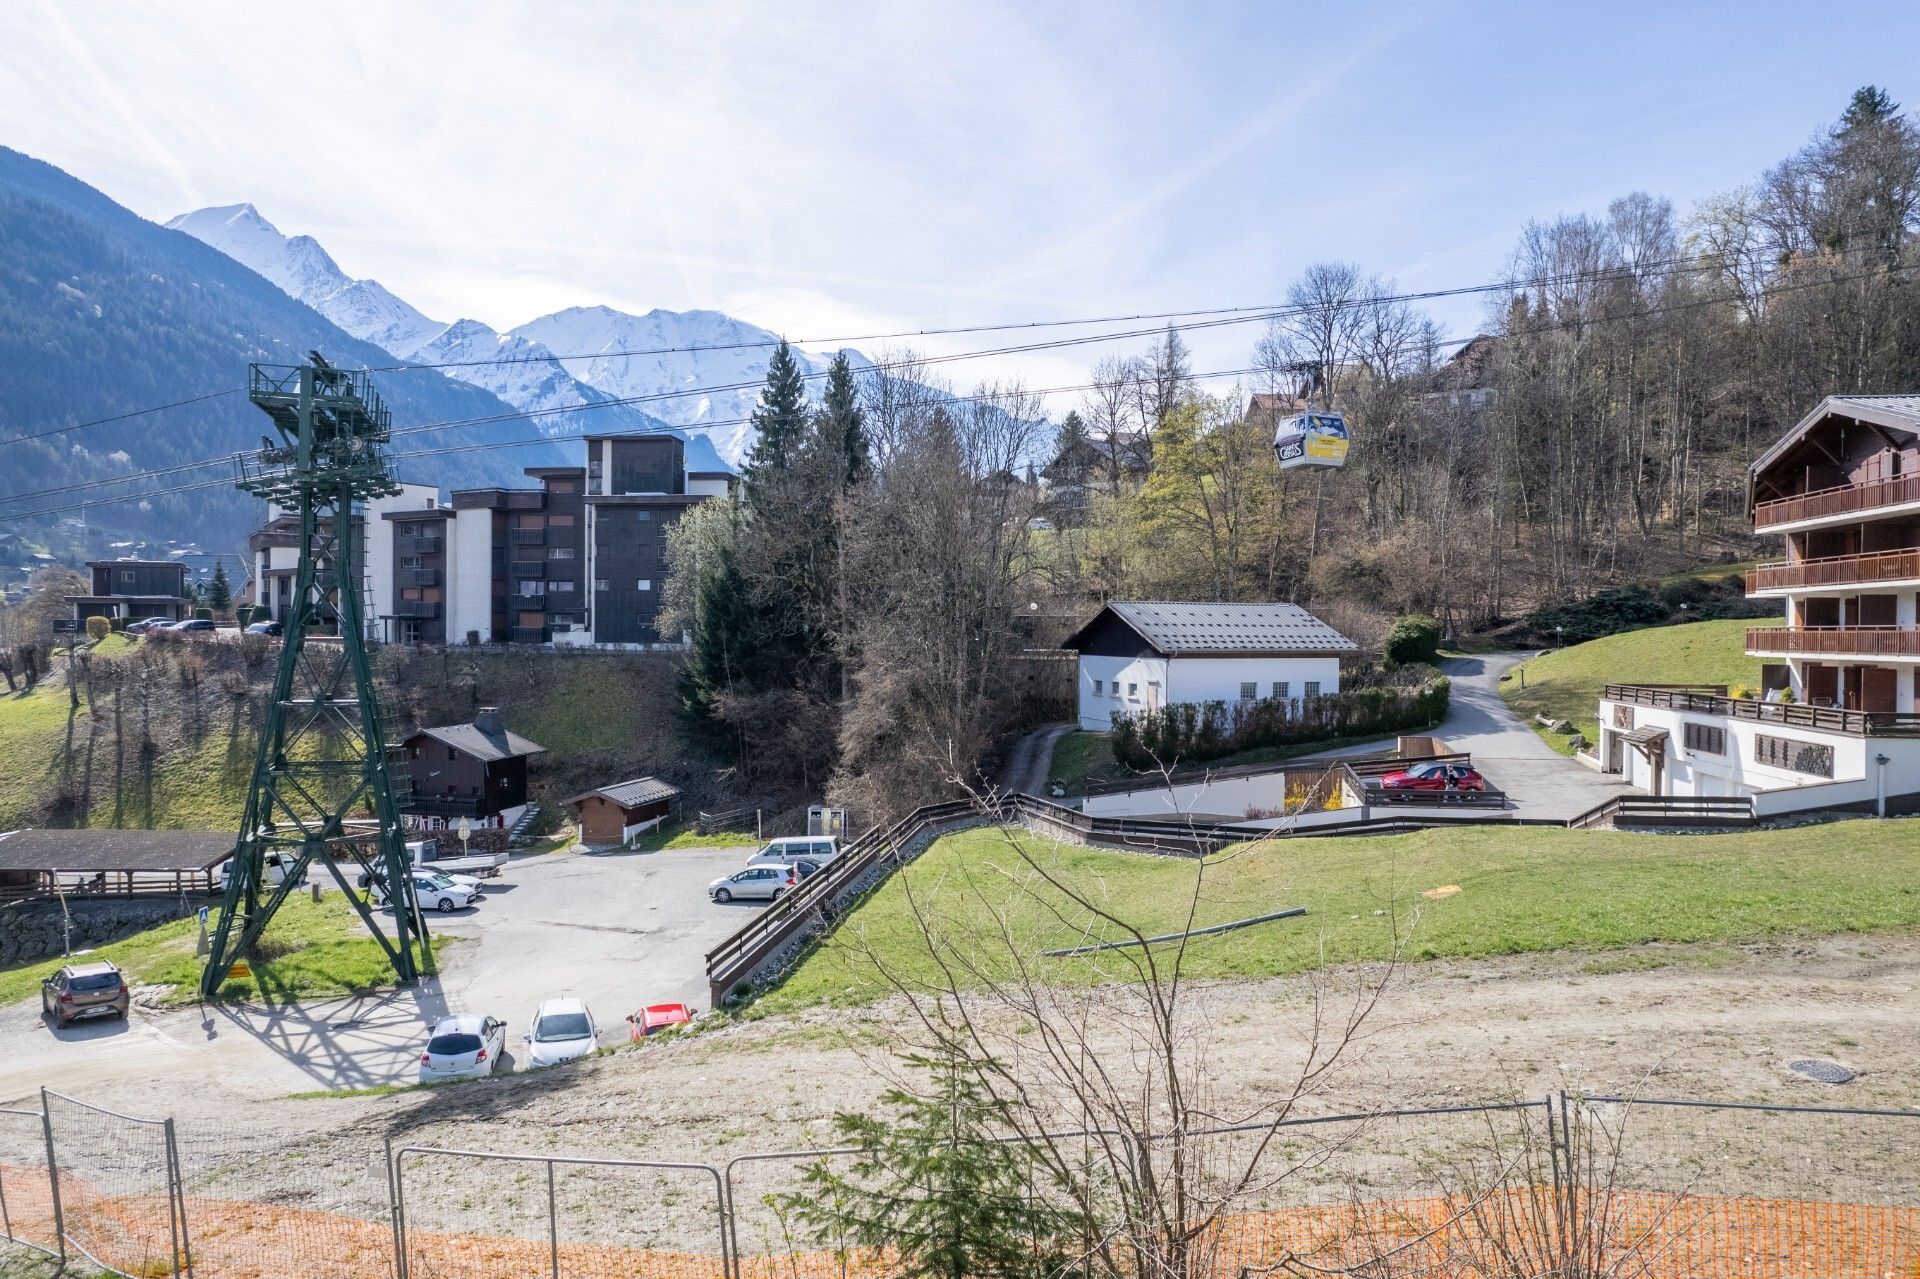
[1062,601,1357,732]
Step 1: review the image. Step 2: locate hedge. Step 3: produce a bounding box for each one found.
[1109,678,1450,770]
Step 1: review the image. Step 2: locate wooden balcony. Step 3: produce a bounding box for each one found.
[1748,547,1920,592]
[1604,682,1920,737]
[1754,472,1920,530]
[1746,626,1920,658]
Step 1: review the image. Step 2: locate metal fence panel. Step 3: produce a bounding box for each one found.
[42,1089,190,1278]
[0,1105,61,1262]
[394,1146,728,1279]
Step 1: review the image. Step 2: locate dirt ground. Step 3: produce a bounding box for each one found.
[7,927,1904,1262]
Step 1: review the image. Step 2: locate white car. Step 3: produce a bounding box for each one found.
[523,998,598,1068]
[709,863,796,903]
[369,870,482,913]
[418,1013,507,1083]
[359,867,485,898]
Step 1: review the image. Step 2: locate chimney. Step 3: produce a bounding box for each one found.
[474,707,504,737]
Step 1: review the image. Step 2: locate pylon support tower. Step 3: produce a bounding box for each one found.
[201,353,427,997]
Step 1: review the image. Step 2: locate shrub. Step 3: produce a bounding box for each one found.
[109,616,127,633]
[1110,678,1450,770]
[1383,614,1441,666]
[193,606,212,622]
[84,615,110,643]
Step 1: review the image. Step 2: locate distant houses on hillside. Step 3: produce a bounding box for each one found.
[247,432,735,648]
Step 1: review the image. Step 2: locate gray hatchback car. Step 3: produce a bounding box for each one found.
[708,863,796,903]
[42,960,130,1025]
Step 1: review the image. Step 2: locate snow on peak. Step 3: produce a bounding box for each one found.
[166,204,442,359]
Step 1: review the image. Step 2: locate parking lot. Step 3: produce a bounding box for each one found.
[0,842,761,1104]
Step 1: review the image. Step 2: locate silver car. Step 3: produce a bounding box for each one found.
[419,1013,507,1082]
[708,862,796,903]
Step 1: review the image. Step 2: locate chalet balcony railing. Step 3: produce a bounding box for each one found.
[397,568,442,589]
[1603,682,1920,737]
[507,626,547,644]
[398,791,488,818]
[1748,547,1920,592]
[392,600,440,619]
[508,593,547,612]
[1747,625,1920,657]
[397,534,443,554]
[1754,472,1920,529]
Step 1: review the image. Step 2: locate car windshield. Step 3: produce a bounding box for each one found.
[421,873,454,887]
[68,972,119,991]
[534,1013,591,1041]
[427,1033,482,1056]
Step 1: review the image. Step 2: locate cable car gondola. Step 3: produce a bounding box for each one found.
[1273,410,1349,471]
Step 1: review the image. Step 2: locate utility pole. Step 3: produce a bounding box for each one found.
[201,353,426,997]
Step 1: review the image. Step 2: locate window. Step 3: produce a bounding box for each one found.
[1272,681,1289,699]
[446,747,457,762]
[1304,681,1322,699]
[1682,722,1725,754]
[517,580,545,595]
[1092,679,1103,695]
[548,580,575,593]
[1127,682,1138,697]
[514,513,544,529]
[634,509,653,521]
[636,579,653,592]
[547,478,577,494]
[1239,682,1257,701]
[1755,734,1834,777]
[548,547,575,560]
[594,579,610,591]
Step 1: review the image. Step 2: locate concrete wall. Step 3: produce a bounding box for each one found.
[1164,655,1342,707]
[1076,654,1168,730]
[448,507,494,643]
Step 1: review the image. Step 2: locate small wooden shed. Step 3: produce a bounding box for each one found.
[565,777,683,846]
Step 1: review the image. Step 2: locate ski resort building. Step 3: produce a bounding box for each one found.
[1599,395,1920,812]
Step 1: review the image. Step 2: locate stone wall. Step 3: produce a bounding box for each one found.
[0,896,195,967]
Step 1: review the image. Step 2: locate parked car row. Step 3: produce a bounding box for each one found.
[361,867,486,912]
[707,835,841,903]
[419,996,697,1082]
[119,616,283,637]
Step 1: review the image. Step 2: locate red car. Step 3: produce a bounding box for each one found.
[1378,762,1487,792]
[627,1003,695,1041]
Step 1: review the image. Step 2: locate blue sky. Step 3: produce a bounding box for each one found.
[3,1,1917,390]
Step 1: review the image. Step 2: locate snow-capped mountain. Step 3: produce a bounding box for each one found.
[165,204,444,357]
[513,306,867,463]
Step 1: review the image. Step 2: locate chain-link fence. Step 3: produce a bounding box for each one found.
[3,1090,1917,1279]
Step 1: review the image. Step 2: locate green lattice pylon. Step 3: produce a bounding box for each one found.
[201,353,428,997]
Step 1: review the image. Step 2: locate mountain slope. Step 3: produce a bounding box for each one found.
[0,148,562,548]
[164,204,444,358]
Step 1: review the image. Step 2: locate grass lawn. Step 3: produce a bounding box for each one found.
[0,892,448,1008]
[1498,617,1774,755]
[759,819,1920,1010]
[624,823,761,852]
[1047,730,1388,793]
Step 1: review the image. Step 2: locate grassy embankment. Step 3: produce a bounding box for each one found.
[0,891,443,1008]
[761,819,1920,1010]
[1047,730,1384,794]
[1498,617,1771,756]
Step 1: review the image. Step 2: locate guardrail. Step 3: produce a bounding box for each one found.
[1603,682,1920,737]
[1566,793,1755,830]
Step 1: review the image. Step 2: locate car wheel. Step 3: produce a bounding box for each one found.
[437,897,457,913]
[714,888,732,904]
[770,887,784,901]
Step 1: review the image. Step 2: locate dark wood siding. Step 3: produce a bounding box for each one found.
[1066,608,1159,658]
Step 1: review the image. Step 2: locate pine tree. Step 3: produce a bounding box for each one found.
[816,351,869,487]
[774,1049,1088,1279]
[743,340,810,505]
[207,560,232,611]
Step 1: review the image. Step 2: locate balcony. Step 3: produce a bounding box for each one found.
[510,528,546,546]
[508,626,547,644]
[398,534,443,554]
[399,791,489,819]
[1747,625,1920,659]
[393,600,441,619]
[1604,683,1920,737]
[1755,472,1920,531]
[397,568,442,589]
[508,593,547,612]
[1748,547,1920,593]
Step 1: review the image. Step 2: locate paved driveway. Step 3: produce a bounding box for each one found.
[0,844,759,1105]
[1431,653,1638,820]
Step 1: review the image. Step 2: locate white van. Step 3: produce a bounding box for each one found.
[745,836,839,875]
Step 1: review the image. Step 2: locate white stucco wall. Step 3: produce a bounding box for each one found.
[448,507,495,643]
[687,476,732,497]
[1076,654,1168,730]
[1595,696,1920,799]
[1163,656,1342,707]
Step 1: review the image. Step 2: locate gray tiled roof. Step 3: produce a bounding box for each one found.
[0,828,234,872]
[1101,601,1357,656]
[565,776,682,809]
[415,723,548,763]
[1752,394,1920,474]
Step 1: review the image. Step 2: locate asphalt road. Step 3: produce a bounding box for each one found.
[0,843,760,1105]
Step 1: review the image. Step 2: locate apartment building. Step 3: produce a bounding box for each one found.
[246,434,732,648]
[1599,394,1920,811]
